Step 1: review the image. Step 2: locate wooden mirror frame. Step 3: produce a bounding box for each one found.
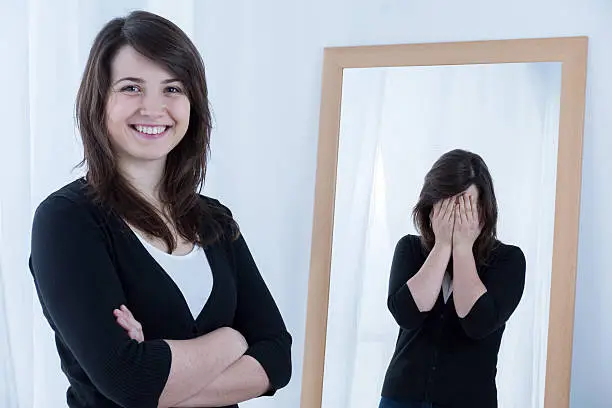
[300,37,588,408]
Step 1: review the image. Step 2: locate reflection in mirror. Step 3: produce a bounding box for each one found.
[322,63,562,408]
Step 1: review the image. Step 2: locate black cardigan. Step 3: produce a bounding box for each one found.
[29,179,292,408]
[382,234,526,408]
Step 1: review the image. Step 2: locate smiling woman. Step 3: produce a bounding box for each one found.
[73,10,216,253]
[28,10,292,408]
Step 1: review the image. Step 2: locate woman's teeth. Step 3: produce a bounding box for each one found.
[133,125,168,135]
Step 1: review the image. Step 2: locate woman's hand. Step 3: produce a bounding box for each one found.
[453,194,482,251]
[430,197,456,248]
[113,305,144,343]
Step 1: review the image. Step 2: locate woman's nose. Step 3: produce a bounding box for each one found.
[139,96,166,117]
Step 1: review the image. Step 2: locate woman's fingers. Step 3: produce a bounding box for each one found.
[436,199,444,217]
[439,198,449,220]
[430,202,438,223]
[116,316,130,330]
[466,195,477,225]
[457,197,465,225]
[120,305,134,320]
[120,305,142,331]
[114,309,133,329]
[465,195,472,224]
[465,194,478,226]
[436,200,445,219]
[433,196,479,227]
[469,195,479,225]
[114,309,128,327]
[115,306,143,339]
[445,198,455,222]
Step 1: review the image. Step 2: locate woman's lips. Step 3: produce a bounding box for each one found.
[130,124,171,139]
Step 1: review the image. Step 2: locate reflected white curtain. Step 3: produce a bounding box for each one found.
[322,63,561,408]
[0,2,196,407]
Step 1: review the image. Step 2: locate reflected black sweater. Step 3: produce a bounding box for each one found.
[29,179,292,408]
[382,235,526,408]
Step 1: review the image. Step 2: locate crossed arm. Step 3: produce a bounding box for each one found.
[114,298,272,407]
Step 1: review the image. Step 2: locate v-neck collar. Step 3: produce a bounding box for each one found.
[120,219,225,327]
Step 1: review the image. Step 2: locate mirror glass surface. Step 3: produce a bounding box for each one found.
[322,62,562,408]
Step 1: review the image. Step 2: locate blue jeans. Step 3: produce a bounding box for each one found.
[378,397,439,408]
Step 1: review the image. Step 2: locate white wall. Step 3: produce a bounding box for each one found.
[2,0,609,407]
[193,1,611,407]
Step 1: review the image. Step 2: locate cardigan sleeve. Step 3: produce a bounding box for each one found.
[387,235,430,330]
[29,196,172,408]
[459,244,526,340]
[213,200,292,396]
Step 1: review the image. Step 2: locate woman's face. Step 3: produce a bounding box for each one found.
[105,45,190,167]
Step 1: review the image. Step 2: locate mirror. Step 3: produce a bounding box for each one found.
[301,38,588,408]
[323,62,561,408]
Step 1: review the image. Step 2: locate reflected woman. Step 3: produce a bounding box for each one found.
[379,149,526,408]
[29,10,291,408]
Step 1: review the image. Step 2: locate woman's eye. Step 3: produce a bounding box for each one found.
[121,85,140,93]
[166,86,183,94]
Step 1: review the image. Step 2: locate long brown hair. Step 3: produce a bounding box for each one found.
[76,10,238,252]
[412,149,498,265]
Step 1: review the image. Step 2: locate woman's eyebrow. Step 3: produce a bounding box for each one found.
[113,77,144,85]
[112,77,181,85]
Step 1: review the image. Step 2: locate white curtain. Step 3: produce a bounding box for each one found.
[0,202,19,408]
[322,63,561,408]
[0,1,197,407]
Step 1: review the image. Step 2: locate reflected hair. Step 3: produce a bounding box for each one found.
[75,10,238,252]
[412,149,498,265]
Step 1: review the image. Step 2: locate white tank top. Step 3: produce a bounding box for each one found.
[442,272,453,303]
[133,232,213,319]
